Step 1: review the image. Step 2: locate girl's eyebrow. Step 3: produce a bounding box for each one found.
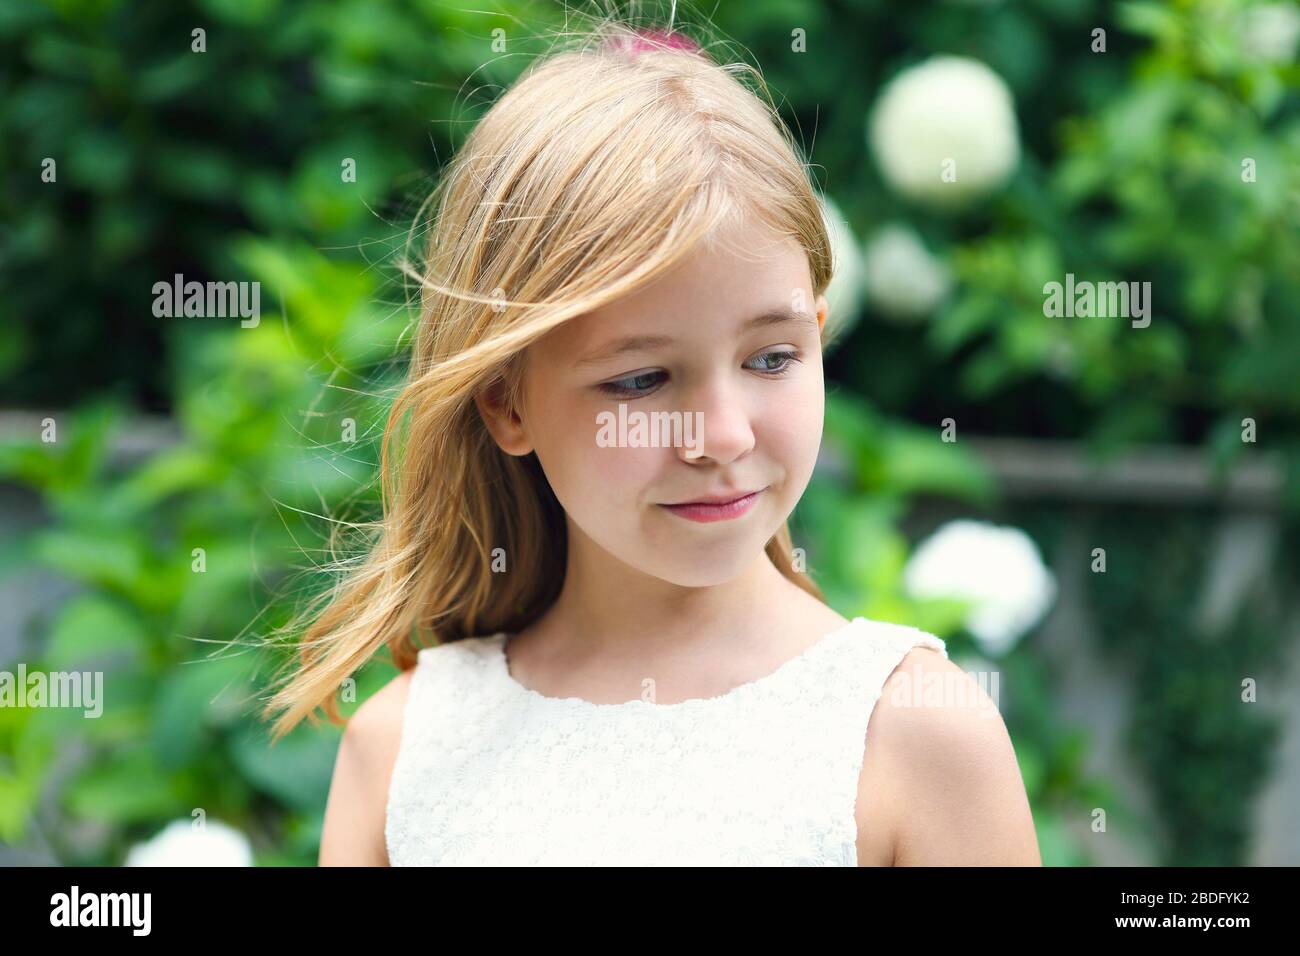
[573,307,817,368]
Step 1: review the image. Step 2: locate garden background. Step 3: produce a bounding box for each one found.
[2,0,1298,866]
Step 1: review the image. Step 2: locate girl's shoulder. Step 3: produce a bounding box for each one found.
[348,636,496,750]
[856,639,1041,864]
[320,667,414,865]
[324,634,493,866]
[347,665,415,744]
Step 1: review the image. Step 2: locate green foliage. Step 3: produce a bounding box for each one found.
[0,241,405,863]
[0,0,529,407]
[1085,508,1291,864]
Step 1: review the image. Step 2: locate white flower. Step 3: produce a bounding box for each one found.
[125,818,254,866]
[868,56,1020,207]
[819,194,866,351]
[861,224,952,321]
[903,519,1057,656]
[1239,3,1300,63]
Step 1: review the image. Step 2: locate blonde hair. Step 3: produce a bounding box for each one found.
[261,12,835,741]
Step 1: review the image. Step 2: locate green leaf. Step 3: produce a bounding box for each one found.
[153,655,254,768]
[108,447,227,514]
[64,749,183,824]
[44,595,150,670]
[31,528,146,593]
[229,723,338,812]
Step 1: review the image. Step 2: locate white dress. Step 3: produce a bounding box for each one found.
[385,615,947,866]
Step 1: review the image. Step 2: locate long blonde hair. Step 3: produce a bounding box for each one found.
[261,13,834,741]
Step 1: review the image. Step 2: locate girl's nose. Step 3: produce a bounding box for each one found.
[677,378,755,465]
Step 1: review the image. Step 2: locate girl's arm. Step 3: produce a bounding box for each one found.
[318,669,413,866]
[863,647,1043,866]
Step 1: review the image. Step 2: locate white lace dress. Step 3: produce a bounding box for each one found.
[384,615,947,866]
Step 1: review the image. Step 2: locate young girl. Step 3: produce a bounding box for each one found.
[265,19,1040,866]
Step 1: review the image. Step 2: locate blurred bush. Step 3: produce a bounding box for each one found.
[0,239,407,863]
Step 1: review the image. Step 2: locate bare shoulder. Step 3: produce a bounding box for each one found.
[319,668,414,866]
[350,666,415,741]
[858,645,1042,866]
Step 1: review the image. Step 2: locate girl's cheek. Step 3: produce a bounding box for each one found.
[767,378,822,435]
[590,439,661,485]
[761,380,824,476]
[560,407,659,484]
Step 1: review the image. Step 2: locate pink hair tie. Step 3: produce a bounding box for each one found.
[605,28,701,57]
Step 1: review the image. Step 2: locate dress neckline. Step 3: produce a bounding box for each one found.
[489,616,867,712]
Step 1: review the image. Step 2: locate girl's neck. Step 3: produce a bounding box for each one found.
[528,540,820,659]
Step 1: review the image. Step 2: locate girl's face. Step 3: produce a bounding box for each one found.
[478,214,829,587]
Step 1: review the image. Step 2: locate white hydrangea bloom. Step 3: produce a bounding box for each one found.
[818,194,866,351]
[868,56,1020,207]
[125,818,254,866]
[1239,3,1300,63]
[903,519,1057,656]
[861,223,952,321]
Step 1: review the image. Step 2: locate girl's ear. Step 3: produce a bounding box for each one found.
[815,294,829,332]
[474,378,534,456]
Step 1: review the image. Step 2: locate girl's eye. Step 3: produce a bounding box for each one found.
[746,350,801,374]
[597,370,666,398]
[595,350,802,399]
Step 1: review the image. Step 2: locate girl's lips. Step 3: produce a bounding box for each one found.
[659,490,762,523]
